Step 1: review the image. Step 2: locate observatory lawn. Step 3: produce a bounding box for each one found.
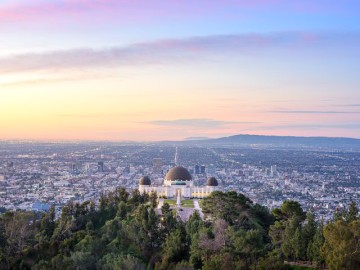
[163,199,194,208]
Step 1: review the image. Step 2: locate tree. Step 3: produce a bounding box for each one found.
[302,211,317,260]
[70,251,96,270]
[270,201,306,261]
[346,202,359,223]
[116,187,129,203]
[292,227,305,260]
[333,207,347,222]
[116,201,127,219]
[202,253,235,270]
[130,189,142,205]
[230,227,265,268]
[149,191,158,208]
[4,211,37,255]
[322,220,360,270]
[201,191,259,229]
[38,205,56,240]
[98,253,146,270]
[157,227,188,270]
[307,221,325,268]
[273,200,306,221]
[160,203,178,236]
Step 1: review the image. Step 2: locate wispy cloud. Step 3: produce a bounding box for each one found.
[149,118,258,128]
[343,104,360,107]
[0,72,122,88]
[0,0,353,26]
[271,110,360,114]
[249,123,360,131]
[1,32,359,74]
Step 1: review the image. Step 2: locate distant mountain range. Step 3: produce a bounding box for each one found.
[179,134,360,149]
[184,137,211,141]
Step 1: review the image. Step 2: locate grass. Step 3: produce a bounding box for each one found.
[181,199,194,208]
[163,199,194,208]
[163,199,176,206]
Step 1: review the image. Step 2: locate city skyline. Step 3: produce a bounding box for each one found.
[1,0,360,141]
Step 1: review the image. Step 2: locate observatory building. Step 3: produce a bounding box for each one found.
[139,166,220,198]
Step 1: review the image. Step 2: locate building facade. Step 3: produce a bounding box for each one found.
[139,166,220,198]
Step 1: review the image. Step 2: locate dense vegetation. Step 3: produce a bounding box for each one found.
[0,189,359,269]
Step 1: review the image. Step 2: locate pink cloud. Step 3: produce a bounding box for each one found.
[0,0,355,26]
[0,32,358,74]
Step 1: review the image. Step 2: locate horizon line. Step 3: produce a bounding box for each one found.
[1,133,360,144]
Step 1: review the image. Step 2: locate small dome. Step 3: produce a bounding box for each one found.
[207,177,218,186]
[165,166,192,181]
[139,176,151,185]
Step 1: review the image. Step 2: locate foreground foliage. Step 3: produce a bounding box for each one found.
[0,190,359,269]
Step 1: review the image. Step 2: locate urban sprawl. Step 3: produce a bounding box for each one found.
[1,142,359,221]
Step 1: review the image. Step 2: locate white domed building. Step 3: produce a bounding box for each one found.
[139,166,220,198]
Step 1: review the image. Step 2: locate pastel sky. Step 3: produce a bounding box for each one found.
[1,0,360,141]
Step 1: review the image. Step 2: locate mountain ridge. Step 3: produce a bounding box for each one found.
[178,134,360,149]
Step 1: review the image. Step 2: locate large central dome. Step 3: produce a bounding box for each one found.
[165,166,192,181]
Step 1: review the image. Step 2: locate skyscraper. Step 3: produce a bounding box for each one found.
[153,158,163,174]
[194,165,200,174]
[174,147,179,166]
[98,161,104,173]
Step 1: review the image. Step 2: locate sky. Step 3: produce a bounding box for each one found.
[0,0,360,141]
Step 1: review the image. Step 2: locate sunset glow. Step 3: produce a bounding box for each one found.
[1,0,360,141]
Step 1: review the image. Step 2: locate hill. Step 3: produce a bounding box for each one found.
[180,134,360,149]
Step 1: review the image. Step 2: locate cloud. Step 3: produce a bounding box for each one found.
[0,0,353,26]
[343,104,360,107]
[0,72,121,88]
[249,123,360,131]
[1,32,359,74]
[270,110,360,114]
[149,118,258,128]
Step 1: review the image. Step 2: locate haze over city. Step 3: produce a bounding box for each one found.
[1,0,360,141]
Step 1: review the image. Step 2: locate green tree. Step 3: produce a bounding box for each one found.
[322,220,360,270]
[230,227,265,268]
[346,202,358,223]
[160,203,178,236]
[116,201,127,219]
[307,221,325,268]
[202,253,235,270]
[273,200,306,221]
[333,207,347,222]
[157,227,188,270]
[116,187,129,203]
[98,253,146,270]
[270,201,307,261]
[302,211,317,260]
[149,191,158,208]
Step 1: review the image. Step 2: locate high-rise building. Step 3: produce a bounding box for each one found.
[270,165,277,177]
[70,162,81,174]
[194,165,200,174]
[70,163,77,174]
[98,161,104,173]
[84,163,91,174]
[153,158,163,174]
[174,147,179,165]
[200,165,206,174]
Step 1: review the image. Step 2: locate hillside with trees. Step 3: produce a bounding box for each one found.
[0,189,359,269]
